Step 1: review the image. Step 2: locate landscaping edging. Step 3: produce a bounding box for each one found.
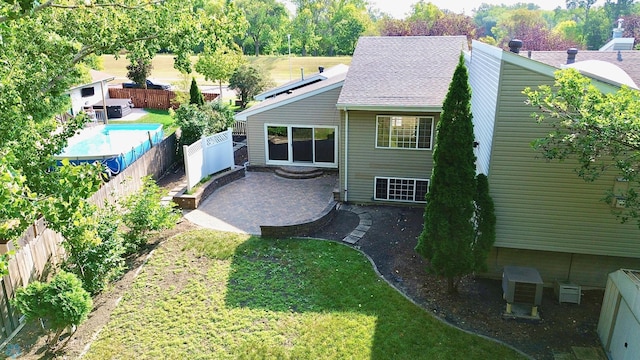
[261,200,338,238]
[173,166,246,210]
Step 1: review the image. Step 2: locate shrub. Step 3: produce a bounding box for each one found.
[63,203,126,295]
[121,176,180,253]
[172,101,236,159]
[12,271,93,351]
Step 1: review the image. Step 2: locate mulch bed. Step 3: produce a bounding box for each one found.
[310,206,604,360]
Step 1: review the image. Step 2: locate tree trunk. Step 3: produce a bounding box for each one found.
[48,327,65,349]
[218,80,223,104]
[254,42,260,57]
[447,276,458,294]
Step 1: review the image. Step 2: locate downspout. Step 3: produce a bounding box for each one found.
[344,109,349,202]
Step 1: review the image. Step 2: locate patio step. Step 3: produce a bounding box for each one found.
[275,166,324,179]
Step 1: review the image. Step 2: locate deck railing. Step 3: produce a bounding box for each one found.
[233,119,247,136]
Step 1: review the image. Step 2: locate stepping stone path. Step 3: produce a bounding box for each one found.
[338,204,372,244]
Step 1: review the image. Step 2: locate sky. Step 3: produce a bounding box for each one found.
[368,0,606,18]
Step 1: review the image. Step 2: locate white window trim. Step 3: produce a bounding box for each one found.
[264,123,338,168]
[375,115,434,150]
[373,176,429,203]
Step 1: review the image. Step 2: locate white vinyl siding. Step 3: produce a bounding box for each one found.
[376,115,433,150]
[469,41,503,175]
[374,177,428,203]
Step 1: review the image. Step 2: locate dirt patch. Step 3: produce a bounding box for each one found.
[310,205,604,360]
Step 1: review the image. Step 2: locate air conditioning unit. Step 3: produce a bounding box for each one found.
[502,266,544,317]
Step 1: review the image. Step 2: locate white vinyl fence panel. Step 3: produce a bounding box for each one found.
[184,128,234,191]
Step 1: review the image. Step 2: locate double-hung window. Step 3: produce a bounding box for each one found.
[374,177,429,203]
[376,115,433,150]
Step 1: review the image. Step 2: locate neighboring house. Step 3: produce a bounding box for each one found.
[336,36,469,204]
[468,39,640,287]
[66,69,115,117]
[236,64,348,169]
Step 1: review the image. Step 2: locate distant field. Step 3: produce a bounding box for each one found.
[101,54,352,88]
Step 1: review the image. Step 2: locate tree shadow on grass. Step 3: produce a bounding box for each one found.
[223,237,523,360]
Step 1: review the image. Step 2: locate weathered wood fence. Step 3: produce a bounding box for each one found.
[0,133,177,342]
[109,88,218,110]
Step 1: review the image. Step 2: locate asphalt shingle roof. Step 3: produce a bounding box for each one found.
[337,36,469,109]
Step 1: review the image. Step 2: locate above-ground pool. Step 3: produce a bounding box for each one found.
[55,123,164,175]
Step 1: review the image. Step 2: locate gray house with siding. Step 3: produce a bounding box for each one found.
[468,40,640,287]
[336,36,469,205]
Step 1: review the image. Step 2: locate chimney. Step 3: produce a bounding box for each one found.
[613,18,624,39]
[508,39,523,54]
[567,48,578,64]
[318,66,324,73]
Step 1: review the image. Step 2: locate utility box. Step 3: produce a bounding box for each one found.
[502,266,543,317]
[554,280,581,304]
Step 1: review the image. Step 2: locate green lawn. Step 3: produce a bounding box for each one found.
[109,109,177,136]
[101,54,352,87]
[84,230,525,360]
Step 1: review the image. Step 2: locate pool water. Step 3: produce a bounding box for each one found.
[55,124,164,175]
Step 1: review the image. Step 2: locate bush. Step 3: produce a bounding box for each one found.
[172,101,236,159]
[63,203,126,295]
[121,176,180,253]
[12,271,93,350]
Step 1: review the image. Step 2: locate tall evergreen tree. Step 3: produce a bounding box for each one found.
[189,78,205,106]
[415,53,478,294]
[473,174,496,272]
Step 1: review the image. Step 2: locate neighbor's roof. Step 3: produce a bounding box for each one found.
[337,36,469,111]
[68,69,116,90]
[235,71,346,121]
[527,50,640,89]
[255,63,349,101]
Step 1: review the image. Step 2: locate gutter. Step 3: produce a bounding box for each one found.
[336,104,442,113]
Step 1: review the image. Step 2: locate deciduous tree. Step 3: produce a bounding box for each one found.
[237,0,289,56]
[415,54,478,294]
[228,64,271,109]
[0,0,245,273]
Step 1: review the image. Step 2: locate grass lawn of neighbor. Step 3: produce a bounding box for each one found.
[108,109,177,135]
[83,229,525,359]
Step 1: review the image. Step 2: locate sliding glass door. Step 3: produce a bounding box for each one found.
[265,125,337,167]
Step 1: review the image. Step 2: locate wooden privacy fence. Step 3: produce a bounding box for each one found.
[109,88,218,110]
[0,134,177,342]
